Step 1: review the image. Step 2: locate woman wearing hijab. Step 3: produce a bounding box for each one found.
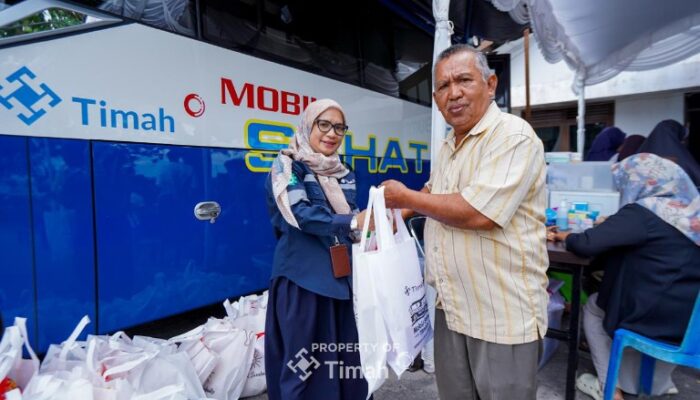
[616,134,645,161]
[585,127,626,161]
[550,154,700,400]
[264,99,369,400]
[638,119,700,186]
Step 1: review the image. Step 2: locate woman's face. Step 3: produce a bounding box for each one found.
[309,108,345,156]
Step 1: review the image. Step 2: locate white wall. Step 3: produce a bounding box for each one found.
[503,37,700,109]
[614,93,685,136]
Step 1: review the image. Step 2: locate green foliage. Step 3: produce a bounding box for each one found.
[0,8,87,38]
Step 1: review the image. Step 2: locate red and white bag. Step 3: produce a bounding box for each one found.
[223,291,268,398]
[170,317,255,400]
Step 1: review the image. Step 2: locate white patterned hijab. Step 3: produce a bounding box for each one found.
[270,99,350,228]
[612,153,700,245]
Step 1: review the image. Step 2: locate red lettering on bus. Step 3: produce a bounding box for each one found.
[302,95,316,111]
[220,78,315,115]
[221,79,254,108]
[281,91,300,115]
[257,86,279,112]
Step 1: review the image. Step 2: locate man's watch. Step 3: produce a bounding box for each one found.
[350,215,358,231]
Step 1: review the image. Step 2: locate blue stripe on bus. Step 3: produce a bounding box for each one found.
[1,135,429,351]
[29,137,97,350]
[0,135,37,347]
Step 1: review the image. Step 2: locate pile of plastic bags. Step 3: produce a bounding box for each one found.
[0,292,268,400]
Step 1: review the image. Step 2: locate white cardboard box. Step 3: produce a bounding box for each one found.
[549,190,621,217]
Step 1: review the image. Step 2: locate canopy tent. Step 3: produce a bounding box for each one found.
[490,0,700,156]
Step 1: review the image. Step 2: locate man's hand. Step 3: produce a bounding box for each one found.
[380,179,409,208]
[355,210,374,232]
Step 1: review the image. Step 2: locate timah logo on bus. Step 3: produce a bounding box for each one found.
[0,66,62,126]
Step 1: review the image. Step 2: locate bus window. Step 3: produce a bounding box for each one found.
[0,0,120,45]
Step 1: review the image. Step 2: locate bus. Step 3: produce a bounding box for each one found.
[0,0,431,351]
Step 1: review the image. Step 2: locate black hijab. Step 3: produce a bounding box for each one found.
[585,127,626,161]
[638,120,700,186]
[617,135,645,161]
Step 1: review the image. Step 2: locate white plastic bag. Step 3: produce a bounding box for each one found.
[240,334,265,398]
[37,317,137,400]
[95,332,204,400]
[3,388,22,400]
[539,279,566,369]
[22,369,95,400]
[352,244,390,398]
[200,319,255,400]
[23,316,126,400]
[353,187,433,387]
[0,317,39,390]
[22,315,202,400]
[40,315,91,375]
[170,326,219,385]
[380,208,432,374]
[138,352,203,399]
[24,317,102,400]
[350,187,390,397]
[223,292,267,398]
[170,318,255,400]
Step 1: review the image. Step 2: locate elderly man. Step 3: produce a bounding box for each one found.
[382,44,549,399]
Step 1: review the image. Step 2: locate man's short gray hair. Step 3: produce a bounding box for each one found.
[433,44,492,83]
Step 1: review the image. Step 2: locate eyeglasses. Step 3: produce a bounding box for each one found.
[315,119,349,136]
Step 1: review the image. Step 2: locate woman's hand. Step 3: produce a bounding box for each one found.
[356,210,400,236]
[547,226,571,242]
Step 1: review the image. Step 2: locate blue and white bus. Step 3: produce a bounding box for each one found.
[0,0,431,351]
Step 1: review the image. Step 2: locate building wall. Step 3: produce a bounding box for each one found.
[503,37,700,109]
[614,93,685,136]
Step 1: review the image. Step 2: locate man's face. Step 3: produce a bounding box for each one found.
[433,51,497,134]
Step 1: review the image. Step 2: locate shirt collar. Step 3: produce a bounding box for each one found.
[444,102,501,150]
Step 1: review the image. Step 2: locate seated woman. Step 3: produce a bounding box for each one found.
[585,127,626,161]
[550,153,700,400]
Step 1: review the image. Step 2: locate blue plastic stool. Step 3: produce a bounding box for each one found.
[603,292,700,400]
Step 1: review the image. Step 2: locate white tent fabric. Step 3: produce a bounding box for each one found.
[528,1,700,88]
[489,0,700,156]
[430,0,453,170]
[491,0,700,87]
[489,0,528,24]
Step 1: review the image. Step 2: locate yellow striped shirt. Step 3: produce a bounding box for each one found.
[425,102,549,345]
